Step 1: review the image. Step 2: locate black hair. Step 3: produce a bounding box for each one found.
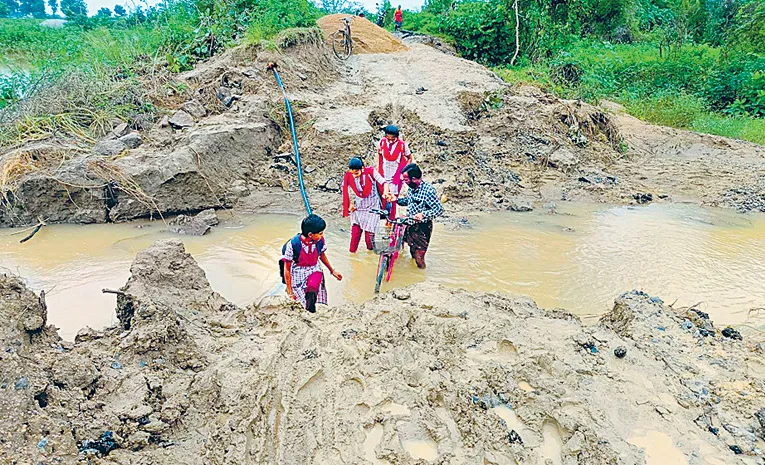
[383,125,399,137]
[348,157,364,170]
[301,214,326,236]
[401,163,422,179]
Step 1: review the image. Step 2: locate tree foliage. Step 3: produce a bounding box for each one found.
[60,0,86,17]
[18,0,45,17]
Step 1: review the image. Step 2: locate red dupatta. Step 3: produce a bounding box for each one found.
[378,138,410,192]
[342,167,375,217]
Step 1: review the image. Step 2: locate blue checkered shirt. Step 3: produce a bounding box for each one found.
[397,181,444,220]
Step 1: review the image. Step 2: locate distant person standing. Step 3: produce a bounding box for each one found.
[394,5,403,31]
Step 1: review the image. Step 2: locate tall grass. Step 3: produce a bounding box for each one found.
[0,0,321,148]
[497,42,765,145]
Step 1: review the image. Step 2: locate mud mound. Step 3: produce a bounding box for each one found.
[317,14,408,54]
[2,240,764,463]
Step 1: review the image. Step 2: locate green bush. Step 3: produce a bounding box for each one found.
[438,0,515,65]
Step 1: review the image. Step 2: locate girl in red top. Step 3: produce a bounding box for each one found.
[342,157,388,252]
[377,125,412,214]
[394,6,403,31]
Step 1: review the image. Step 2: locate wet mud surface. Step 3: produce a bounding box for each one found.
[2,240,765,464]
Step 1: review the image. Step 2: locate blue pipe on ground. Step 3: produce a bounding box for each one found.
[268,62,312,216]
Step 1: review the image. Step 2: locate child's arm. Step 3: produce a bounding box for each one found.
[372,170,393,200]
[283,261,296,300]
[320,252,343,281]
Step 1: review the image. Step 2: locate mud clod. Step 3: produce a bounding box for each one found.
[78,431,119,456]
[722,327,743,340]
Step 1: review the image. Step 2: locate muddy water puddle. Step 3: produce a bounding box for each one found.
[2,203,764,340]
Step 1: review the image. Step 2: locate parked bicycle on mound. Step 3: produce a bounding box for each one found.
[331,16,353,60]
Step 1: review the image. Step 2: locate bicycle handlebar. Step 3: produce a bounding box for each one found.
[370,209,416,225]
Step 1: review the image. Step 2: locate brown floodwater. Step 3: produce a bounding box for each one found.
[1,202,764,340]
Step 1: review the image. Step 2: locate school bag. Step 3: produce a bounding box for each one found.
[279,234,326,284]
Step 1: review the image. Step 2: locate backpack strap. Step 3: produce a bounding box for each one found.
[317,237,326,254]
[290,234,303,262]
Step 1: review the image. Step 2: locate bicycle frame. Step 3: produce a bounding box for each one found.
[372,208,414,293]
[383,221,408,281]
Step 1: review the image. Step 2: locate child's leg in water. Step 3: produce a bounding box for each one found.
[304,271,323,313]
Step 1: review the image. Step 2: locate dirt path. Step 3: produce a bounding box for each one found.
[605,104,765,210]
[303,43,504,133]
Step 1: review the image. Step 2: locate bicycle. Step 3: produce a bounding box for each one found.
[331,17,353,60]
[371,208,415,294]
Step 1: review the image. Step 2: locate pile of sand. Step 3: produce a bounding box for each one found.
[316,14,409,54]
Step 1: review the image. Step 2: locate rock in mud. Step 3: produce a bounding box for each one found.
[548,146,579,171]
[78,431,119,456]
[169,110,194,129]
[108,122,130,139]
[227,179,249,198]
[168,208,219,236]
[127,431,151,450]
[614,346,627,358]
[722,327,743,340]
[93,139,127,156]
[392,288,411,300]
[182,99,207,118]
[119,131,143,149]
[633,192,653,204]
[217,86,239,107]
[507,201,533,212]
[75,326,102,343]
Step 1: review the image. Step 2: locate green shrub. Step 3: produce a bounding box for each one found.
[438,0,515,65]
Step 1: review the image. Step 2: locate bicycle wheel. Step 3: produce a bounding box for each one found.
[331,31,351,60]
[375,255,389,294]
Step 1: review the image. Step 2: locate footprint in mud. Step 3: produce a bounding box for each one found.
[363,423,391,465]
[340,376,365,403]
[491,404,531,444]
[296,369,325,400]
[379,400,411,416]
[627,430,689,465]
[396,421,439,461]
[467,339,519,363]
[517,381,534,392]
[539,419,565,465]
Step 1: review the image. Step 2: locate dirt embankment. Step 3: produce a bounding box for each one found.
[1,23,764,228]
[1,239,764,464]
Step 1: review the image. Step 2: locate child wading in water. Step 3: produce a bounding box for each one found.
[342,157,389,252]
[280,214,342,313]
[377,125,412,216]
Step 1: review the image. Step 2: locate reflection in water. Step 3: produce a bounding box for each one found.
[1,203,764,340]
